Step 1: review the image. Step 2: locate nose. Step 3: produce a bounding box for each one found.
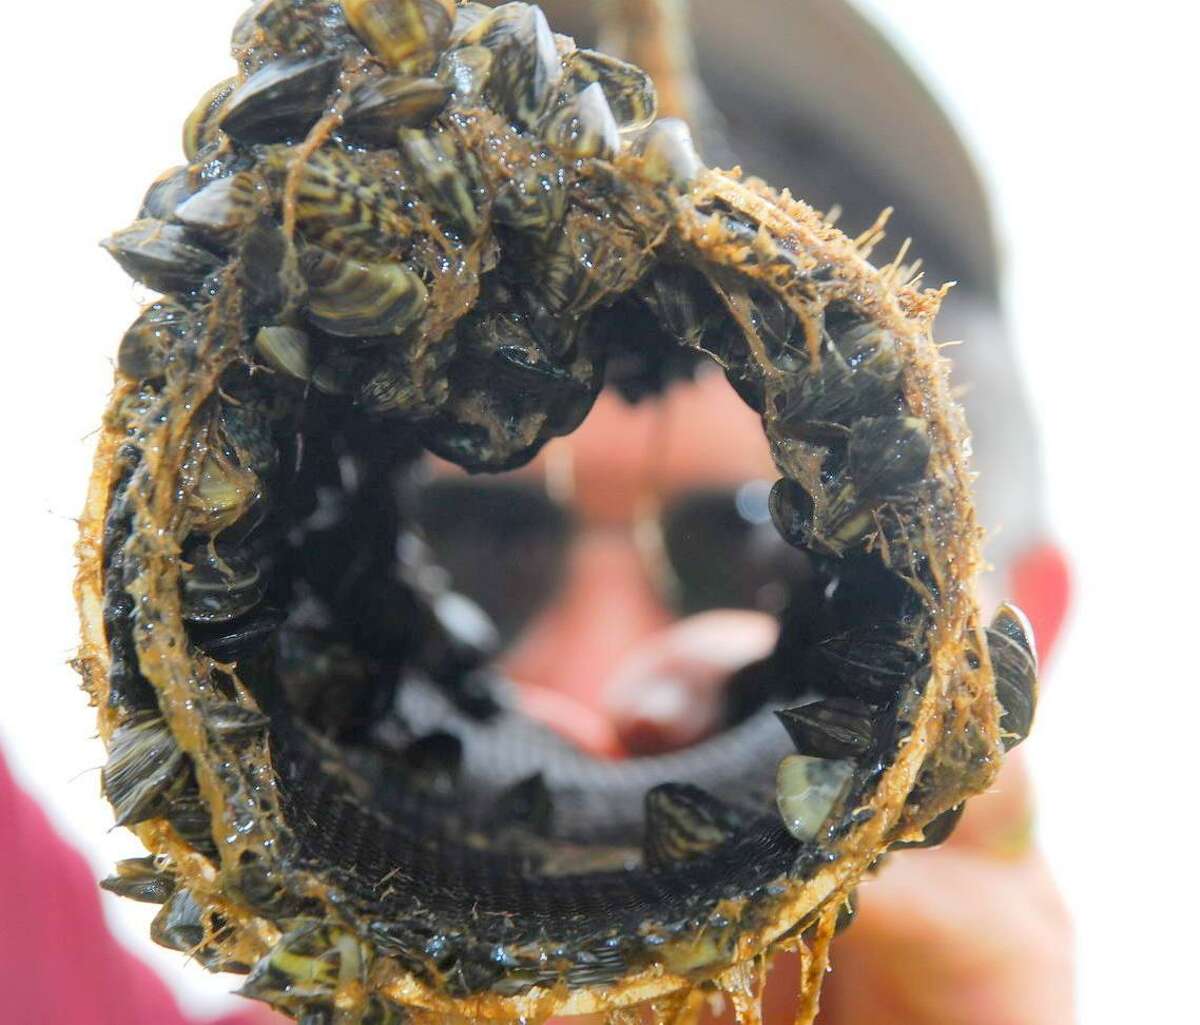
[501,530,673,716]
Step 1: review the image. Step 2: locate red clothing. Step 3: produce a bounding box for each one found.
[0,752,272,1025]
[1011,542,1071,665]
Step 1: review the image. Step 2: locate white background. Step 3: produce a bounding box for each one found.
[0,2,1196,1022]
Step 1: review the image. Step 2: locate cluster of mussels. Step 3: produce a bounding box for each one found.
[81,1,1038,1023]
[108,0,704,472]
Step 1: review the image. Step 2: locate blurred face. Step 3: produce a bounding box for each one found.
[425,367,802,754]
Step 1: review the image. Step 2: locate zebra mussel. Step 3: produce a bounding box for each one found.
[79,2,1035,1023]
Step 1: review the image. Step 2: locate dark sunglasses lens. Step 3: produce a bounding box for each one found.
[415,480,571,644]
[661,483,811,615]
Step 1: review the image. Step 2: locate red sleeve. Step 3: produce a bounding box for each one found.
[1011,541,1071,665]
[0,749,274,1025]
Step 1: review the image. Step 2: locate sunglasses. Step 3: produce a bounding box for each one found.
[411,476,814,646]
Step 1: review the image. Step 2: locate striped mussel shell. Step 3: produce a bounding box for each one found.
[117,299,192,379]
[558,47,657,132]
[150,889,207,953]
[101,712,187,828]
[100,856,177,905]
[987,602,1039,749]
[343,0,456,75]
[188,404,277,535]
[219,54,342,145]
[395,124,485,237]
[449,1,494,42]
[101,219,222,296]
[634,118,705,189]
[301,246,428,338]
[436,43,494,105]
[342,74,452,146]
[182,78,238,160]
[293,148,416,258]
[139,166,198,222]
[232,0,333,65]
[454,2,562,129]
[180,540,265,625]
[254,325,313,381]
[539,81,620,160]
[642,784,742,867]
[491,159,568,235]
[173,171,267,244]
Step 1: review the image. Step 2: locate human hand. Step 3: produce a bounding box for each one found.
[589,544,1074,1024]
[796,757,1072,1024]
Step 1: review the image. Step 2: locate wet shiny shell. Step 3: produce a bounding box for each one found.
[254,325,312,380]
[293,149,416,257]
[540,81,620,160]
[395,125,484,236]
[456,1,562,128]
[182,77,237,160]
[219,55,341,144]
[100,857,177,905]
[139,166,197,221]
[987,602,1039,749]
[775,698,875,760]
[342,74,452,145]
[173,172,265,243]
[302,248,428,337]
[344,0,456,74]
[436,43,494,104]
[117,300,191,379]
[776,754,856,842]
[559,48,657,131]
[102,220,222,295]
[635,118,704,189]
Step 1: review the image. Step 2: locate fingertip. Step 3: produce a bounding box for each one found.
[946,754,1037,858]
[614,677,720,755]
[602,610,779,754]
[517,682,626,759]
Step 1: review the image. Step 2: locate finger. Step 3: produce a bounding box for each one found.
[945,752,1037,859]
[937,538,1063,861]
[820,847,1074,1025]
[517,682,626,758]
[602,609,777,753]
